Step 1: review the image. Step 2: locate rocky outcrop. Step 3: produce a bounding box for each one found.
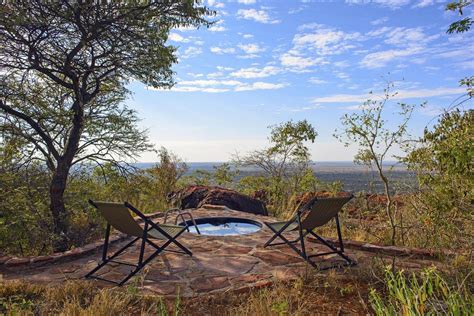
[169,186,268,216]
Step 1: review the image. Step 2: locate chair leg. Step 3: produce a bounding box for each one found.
[145,229,192,256]
[335,215,345,252]
[85,236,141,279]
[297,213,307,260]
[264,225,355,270]
[308,230,355,267]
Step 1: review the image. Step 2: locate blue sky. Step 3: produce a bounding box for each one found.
[128,0,473,162]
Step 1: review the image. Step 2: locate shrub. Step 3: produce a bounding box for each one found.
[369,267,474,315]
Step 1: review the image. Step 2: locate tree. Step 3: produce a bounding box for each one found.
[446,0,473,34]
[213,163,239,187]
[404,110,473,248]
[335,83,415,246]
[446,0,473,98]
[235,120,317,214]
[0,1,211,250]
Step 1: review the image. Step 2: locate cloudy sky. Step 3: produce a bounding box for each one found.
[128,0,473,162]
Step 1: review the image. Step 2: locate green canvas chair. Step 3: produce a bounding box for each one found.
[264,195,355,269]
[85,200,191,285]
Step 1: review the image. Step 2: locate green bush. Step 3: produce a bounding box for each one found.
[370,267,473,315]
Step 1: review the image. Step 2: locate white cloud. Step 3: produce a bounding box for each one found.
[238,43,266,54]
[179,79,243,87]
[412,0,434,8]
[153,78,286,93]
[335,71,350,80]
[419,104,444,116]
[292,25,365,56]
[334,60,350,68]
[360,47,424,68]
[309,77,328,84]
[312,87,467,103]
[236,9,280,24]
[207,0,225,8]
[230,66,280,78]
[289,5,306,14]
[287,104,325,112]
[209,20,226,32]
[371,17,389,25]
[243,34,254,38]
[237,0,256,4]
[280,52,327,72]
[363,26,440,68]
[209,25,226,32]
[237,54,260,59]
[217,66,234,71]
[166,86,230,93]
[168,33,189,42]
[187,72,204,78]
[346,0,410,9]
[181,46,202,59]
[367,26,393,37]
[384,27,438,46]
[278,24,360,72]
[210,46,236,54]
[235,82,287,91]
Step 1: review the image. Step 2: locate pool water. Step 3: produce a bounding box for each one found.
[179,217,262,236]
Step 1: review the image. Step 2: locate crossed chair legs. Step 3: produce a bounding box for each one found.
[264,215,356,270]
[85,221,192,286]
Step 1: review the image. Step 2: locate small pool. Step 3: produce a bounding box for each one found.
[179,217,262,236]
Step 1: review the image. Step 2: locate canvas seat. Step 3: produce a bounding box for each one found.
[85,200,191,286]
[264,195,355,269]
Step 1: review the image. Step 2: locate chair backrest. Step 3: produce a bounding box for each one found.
[300,196,353,230]
[92,201,144,237]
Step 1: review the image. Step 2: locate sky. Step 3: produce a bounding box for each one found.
[127,0,473,162]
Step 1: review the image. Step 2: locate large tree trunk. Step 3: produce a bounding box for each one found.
[49,99,84,251]
[49,160,71,251]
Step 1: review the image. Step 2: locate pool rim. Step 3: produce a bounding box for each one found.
[178,216,263,236]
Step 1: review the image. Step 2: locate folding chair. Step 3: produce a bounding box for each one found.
[264,195,355,269]
[85,200,192,286]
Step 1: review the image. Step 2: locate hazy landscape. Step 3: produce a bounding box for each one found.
[137,161,417,193]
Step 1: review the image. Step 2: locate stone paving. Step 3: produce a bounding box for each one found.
[0,206,442,297]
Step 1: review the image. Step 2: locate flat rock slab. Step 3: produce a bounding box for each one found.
[0,207,442,297]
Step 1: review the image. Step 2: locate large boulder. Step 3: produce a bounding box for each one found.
[169,186,268,216]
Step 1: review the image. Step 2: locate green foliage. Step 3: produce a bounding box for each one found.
[446,0,473,33]
[370,267,474,315]
[0,147,188,255]
[179,163,239,188]
[460,76,474,97]
[0,1,212,250]
[0,140,52,255]
[404,110,473,249]
[267,120,317,161]
[335,81,416,245]
[235,120,318,216]
[213,163,239,187]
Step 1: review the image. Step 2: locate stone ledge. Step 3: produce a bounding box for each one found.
[1,208,459,272]
[307,237,457,259]
[0,211,164,270]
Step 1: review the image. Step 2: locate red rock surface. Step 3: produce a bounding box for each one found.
[0,207,447,297]
[170,186,268,216]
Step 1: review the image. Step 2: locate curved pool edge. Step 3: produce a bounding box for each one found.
[178,216,264,237]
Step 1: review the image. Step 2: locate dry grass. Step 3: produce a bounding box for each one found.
[182,268,380,315]
[2,257,471,315]
[0,280,176,315]
[0,268,376,315]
